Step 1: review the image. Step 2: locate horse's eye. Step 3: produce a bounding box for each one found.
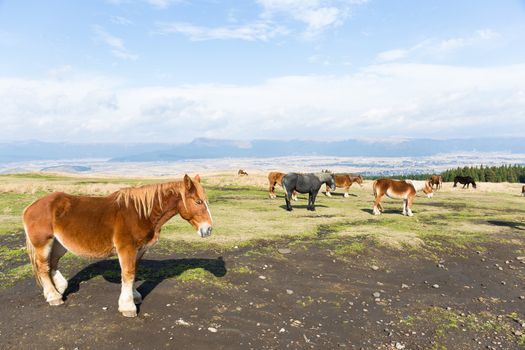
[195,199,203,205]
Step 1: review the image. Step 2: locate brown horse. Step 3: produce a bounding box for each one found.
[238,169,248,176]
[23,175,212,317]
[522,185,525,196]
[268,171,297,200]
[325,174,363,197]
[372,179,433,216]
[429,175,442,190]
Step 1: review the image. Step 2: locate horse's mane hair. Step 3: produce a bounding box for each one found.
[115,181,186,219]
[315,172,334,182]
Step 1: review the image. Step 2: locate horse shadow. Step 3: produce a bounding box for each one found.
[63,257,227,302]
[361,208,407,215]
[322,192,357,197]
[486,220,525,231]
[279,204,328,210]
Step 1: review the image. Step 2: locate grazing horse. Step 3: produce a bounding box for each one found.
[238,169,248,176]
[522,185,525,197]
[453,175,477,189]
[405,179,435,195]
[282,173,335,211]
[325,174,364,198]
[23,175,212,318]
[267,171,297,200]
[429,175,443,190]
[372,179,433,217]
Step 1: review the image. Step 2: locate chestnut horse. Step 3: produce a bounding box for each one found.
[238,169,248,176]
[325,174,363,198]
[268,171,297,200]
[23,174,212,317]
[429,175,442,190]
[373,179,433,216]
[522,185,525,196]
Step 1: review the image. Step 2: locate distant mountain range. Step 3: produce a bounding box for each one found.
[1,138,524,163]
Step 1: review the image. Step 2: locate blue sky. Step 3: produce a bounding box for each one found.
[1,0,525,142]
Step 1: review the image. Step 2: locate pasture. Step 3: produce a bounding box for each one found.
[0,172,524,349]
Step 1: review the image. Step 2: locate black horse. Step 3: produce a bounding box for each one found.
[282,173,336,211]
[453,175,477,189]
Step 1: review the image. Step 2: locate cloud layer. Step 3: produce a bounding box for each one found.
[1,63,524,142]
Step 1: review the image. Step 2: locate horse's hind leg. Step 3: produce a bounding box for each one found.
[49,240,68,295]
[406,196,414,216]
[34,239,64,305]
[344,186,350,198]
[325,184,332,197]
[373,194,383,215]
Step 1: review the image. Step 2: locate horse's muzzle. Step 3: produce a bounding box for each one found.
[198,224,212,238]
[427,193,434,199]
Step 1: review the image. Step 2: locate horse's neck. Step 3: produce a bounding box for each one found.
[316,173,331,183]
[150,193,180,232]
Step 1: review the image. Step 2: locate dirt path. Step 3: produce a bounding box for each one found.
[0,233,524,350]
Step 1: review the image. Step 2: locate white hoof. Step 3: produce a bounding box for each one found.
[407,211,414,217]
[373,208,381,215]
[121,310,137,318]
[51,270,68,295]
[48,298,64,306]
[325,192,332,197]
[344,193,349,198]
[292,196,298,201]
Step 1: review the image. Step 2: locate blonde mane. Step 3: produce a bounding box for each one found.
[115,181,186,219]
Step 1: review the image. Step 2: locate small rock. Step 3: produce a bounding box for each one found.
[401,283,410,289]
[373,292,381,298]
[259,275,267,280]
[371,265,379,271]
[279,328,286,333]
[516,256,525,261]
[501,281,506,285]
[102,307,108,311]
[175,319,191,326]
[514,330,523,336]
[278,248,292,254]
[286,289,294,295]
[432,284,439,289]
[208,327,218,333]
[395,342,405,349]
[519,296,524,300]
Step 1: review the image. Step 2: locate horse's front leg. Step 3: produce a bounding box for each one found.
[117,245,138,317]
[132,247,147,304]
[310,192,318,211]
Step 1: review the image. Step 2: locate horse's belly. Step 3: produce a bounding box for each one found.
[385,190,406,200]
[54,227,115,258]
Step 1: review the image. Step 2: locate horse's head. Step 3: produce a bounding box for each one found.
[424,181,434,198]
[328,174,336,191]
[472,180,477,189]
[178,174,213,238]
[356,175,364,187]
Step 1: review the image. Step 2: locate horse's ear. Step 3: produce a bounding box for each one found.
[194,174,201,183]
[184,174,194,191]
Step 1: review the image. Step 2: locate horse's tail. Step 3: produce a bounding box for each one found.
[24,223,42,287]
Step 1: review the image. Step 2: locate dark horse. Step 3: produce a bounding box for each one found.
[282,173,336,211]
[453,175,477,189]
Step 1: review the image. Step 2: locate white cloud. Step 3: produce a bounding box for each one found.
[158,0,368,41]
[376,29,500,62]
[156,21,289,41]
[93,26,138,60]
[258,0,368,37]
[111,16,133,26]
[1,63,524,142]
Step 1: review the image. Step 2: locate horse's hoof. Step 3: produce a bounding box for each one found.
[48,298,64,306]
[121,310,137,318]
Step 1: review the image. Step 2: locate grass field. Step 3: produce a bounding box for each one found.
[1,172,524,287]
[0,172,524,349]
